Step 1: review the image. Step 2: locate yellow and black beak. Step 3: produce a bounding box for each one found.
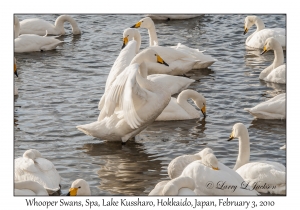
[131,21,141,28]
[201,105,206,118]
[212,166,219,170]
[14,62,18,77]
[67,187,78,196]
[121,37,128,49]
[227,131,234,141]
[156,55,169,66]
[261,46,268,55]
[243,27,248,35]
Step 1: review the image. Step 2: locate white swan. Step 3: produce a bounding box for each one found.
[67,179,91,196]
[167,148,213,179]
[180,149,259,195]
[146,14,202,20]
[98,38,194,111]
[14,58,18,95]
[149,176,196,195]
[280,145,286,150]
[14,149,61,195]
[77,48,171,143]
[244,93,286,119]
[259,37,286,84]
[14,16,63,53]
[156,89,206,121]
[130,18,216,74]
[19,15,81,36]
[228,123,286,195]
[15,180,49,195]
[244,16,286,49]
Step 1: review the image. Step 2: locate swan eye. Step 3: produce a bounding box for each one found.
[154,54,157,56]
[78,186,81,189]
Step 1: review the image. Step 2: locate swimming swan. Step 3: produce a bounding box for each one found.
[244,93,286,119]
[259,37,286,84]
[98,39,194,111]
[130,18,216,74]
[180,149,259,195]
[14,149,61,195]
[19,15,81,36]
[244,16,286,49]
[156,89,206,121]
[168,148,213,179]
[77,48,171,143]
[228,123,286,194]
[14,16,63,53]
[15,180,49,195]
[66,179,91,196]
[149,176,196,195]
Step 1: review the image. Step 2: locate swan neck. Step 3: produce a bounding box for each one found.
[273,45,284,68]
[234,131,250,170]
[177,90,201,117]
[14,16,20,38]
[255,17,265,31]
[163,177,195,195]
[138,62,148,78]
[133,30,141,54]
[148,24,158,46]
[55,15,80,34]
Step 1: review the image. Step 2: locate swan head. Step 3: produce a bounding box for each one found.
[261,37,280,55]
[202,153,219,170]
[131,48,169,66]
[131,17,154,29]
[244,16,257,35]
[194,93,206,118]
[14,58,18,77]
[228,123,248,141]
[23,149,42,160]
[122,28,139,49]
[67,179,91,196]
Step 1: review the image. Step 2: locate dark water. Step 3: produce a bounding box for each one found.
[14,14,286,196]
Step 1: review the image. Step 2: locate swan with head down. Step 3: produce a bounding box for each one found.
[129,18,216,75]
[228,123,286,195]
[14,16,63,53]
[244,16,285,49]
[19,15,81,36]
[77,48,171,143]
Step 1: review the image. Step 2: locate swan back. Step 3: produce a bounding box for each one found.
[162,176,195,195]
[68,179,91,196]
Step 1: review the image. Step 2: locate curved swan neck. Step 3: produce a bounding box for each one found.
[233,129,250,170]
[54,15,81,35]
[163,177,195,195]
[138,62,148,78]
[147,23,158,46]
[133,30,141,54]
[254,16,265,31]
[272,43,284,68]
[177,90,204,117]
[14,16,20,38]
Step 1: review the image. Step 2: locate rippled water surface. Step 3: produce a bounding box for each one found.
[14,14,286,195]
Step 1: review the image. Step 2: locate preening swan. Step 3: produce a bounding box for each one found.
[156,89,206,121]
[168,148,213,179]
[244,93,286,119]
[146,14,202,20]
[14,16,63,53]
[180,149,259,195]
[149,176,196,195]
[228,123,286,194]
[130,18,216,74]
[67,179,91,196]
[77,48,171,143]
[20,15,81,36]
[122,28,212,75]
[259,37,286,84]
[98,38,194,111]
[15,180,49,195]
[14,149,61,195]
[244,16,286,49]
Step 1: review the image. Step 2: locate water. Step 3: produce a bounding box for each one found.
[14,14,286,196]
